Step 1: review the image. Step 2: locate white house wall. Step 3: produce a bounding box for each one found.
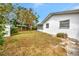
[4,25,11,37]
[42,13,79,40]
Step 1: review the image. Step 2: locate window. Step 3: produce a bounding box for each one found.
[46,23,49,28]
[37,24,43,30]
[60,20,70,29]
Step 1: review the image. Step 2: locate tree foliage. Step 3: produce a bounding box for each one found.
[0,15,6,45]
[0,3,13,15]
[0,3,39,45]
[15,6,39,29]
[0,3,39,37]
[0,3,13,45]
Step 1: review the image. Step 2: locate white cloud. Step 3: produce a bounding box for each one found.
[33,3,45,12]
[33,3,45,8]
[64,5,79,11]
[72,6,79,9]
[69,5,79,10]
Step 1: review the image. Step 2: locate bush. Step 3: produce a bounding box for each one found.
[32,26,37,30]
[0,37,4,45]
[0,32,5,45]
[56,33,68,38]
[11,27,18,35]
[0,25,5,46]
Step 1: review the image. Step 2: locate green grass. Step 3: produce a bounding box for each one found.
[0,31,66,56]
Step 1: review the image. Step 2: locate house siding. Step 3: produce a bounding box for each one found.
[4,25,11,37]
[39,13,79,40]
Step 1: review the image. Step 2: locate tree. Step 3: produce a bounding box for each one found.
[0,3,13,23]
[15,7,39,30]
[0,3,13,45]
[0,15,6,45]
[0,3,13,14]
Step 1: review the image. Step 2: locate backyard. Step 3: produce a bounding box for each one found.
[0,31,66,56]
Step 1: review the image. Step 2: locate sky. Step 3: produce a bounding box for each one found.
[16,3,79,23]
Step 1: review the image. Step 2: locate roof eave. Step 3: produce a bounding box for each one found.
[40,9,79,24]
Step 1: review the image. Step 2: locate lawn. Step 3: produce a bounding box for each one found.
[0,31,66,56]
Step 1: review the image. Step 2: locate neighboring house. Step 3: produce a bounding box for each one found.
[4,24,11,37]
[37,9,79,40]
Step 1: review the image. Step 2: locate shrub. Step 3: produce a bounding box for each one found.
[0,25,5,46]
[56,33,68,38]
[0,31,5,46]
[0,37,4,45]
[32,26,37,30]
[11,27,18,35]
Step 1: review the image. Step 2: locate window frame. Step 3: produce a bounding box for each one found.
[59,19,70,29]
[46,23,49,28]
